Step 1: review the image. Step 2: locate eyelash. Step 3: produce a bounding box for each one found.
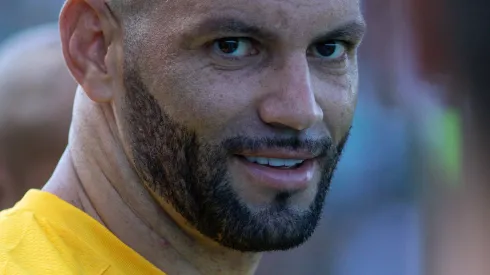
[209,37,260,59]
[207,37,356,66]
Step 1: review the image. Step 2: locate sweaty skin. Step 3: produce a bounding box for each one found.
[44,0,365,274]
[0,24,77,210]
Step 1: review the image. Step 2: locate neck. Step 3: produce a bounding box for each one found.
[44,90,261,275]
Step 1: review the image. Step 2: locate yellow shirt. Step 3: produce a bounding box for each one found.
[0,190,166,275]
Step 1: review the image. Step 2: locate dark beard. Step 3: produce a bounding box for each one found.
[123,67,349,252]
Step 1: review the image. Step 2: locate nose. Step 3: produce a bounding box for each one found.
[258,55,323,131]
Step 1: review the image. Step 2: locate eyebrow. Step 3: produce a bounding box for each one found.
[312,21,367,43]
[183,17,366,45]
[188,17,278,41]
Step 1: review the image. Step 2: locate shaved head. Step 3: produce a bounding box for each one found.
[0,23,77,209]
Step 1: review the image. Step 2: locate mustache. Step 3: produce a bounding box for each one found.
[221,136,337,157]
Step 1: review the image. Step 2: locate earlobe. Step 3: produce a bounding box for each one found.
[60,0,115,103]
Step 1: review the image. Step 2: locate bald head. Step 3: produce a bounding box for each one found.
[0,23,77,209]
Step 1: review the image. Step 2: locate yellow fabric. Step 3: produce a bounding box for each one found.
[0,190,166,275]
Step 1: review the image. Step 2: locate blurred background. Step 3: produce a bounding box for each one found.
[1,1,488,274]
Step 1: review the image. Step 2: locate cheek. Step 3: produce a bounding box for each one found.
[147,65,260,137]
[314,72,358,143]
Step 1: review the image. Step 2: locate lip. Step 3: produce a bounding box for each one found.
[235,156,317,192]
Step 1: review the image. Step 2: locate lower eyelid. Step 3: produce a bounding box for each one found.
[216,55,243,61]
[312,53,348,65]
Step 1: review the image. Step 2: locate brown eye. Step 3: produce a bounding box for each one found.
[213,38,258,58]
[308,41,346,59]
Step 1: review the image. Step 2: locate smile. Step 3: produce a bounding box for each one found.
[234,152,318,192]
[243,157,305,169]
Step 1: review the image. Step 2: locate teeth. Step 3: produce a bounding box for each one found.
[268,158,286,167]
[284,159,301,167]
[244,157,304,167]
[256,157,268,165]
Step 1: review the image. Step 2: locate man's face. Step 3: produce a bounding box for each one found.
[114,0,364,252]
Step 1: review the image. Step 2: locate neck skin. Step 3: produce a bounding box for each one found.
[43,89,261,275]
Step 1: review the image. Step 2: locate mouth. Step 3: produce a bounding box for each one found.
[242,156,306,169]
[234,153,318,192]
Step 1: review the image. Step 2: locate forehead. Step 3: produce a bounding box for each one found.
[138,0,362,35]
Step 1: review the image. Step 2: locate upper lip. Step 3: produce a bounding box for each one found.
[235,149,317,160]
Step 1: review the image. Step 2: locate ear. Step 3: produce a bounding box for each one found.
[59,0,120,103]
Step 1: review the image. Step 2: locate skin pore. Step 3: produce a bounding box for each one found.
[45,0,364,274]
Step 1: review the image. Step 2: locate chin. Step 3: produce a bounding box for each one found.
[218,206,323,252]
[210,186,327,252]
